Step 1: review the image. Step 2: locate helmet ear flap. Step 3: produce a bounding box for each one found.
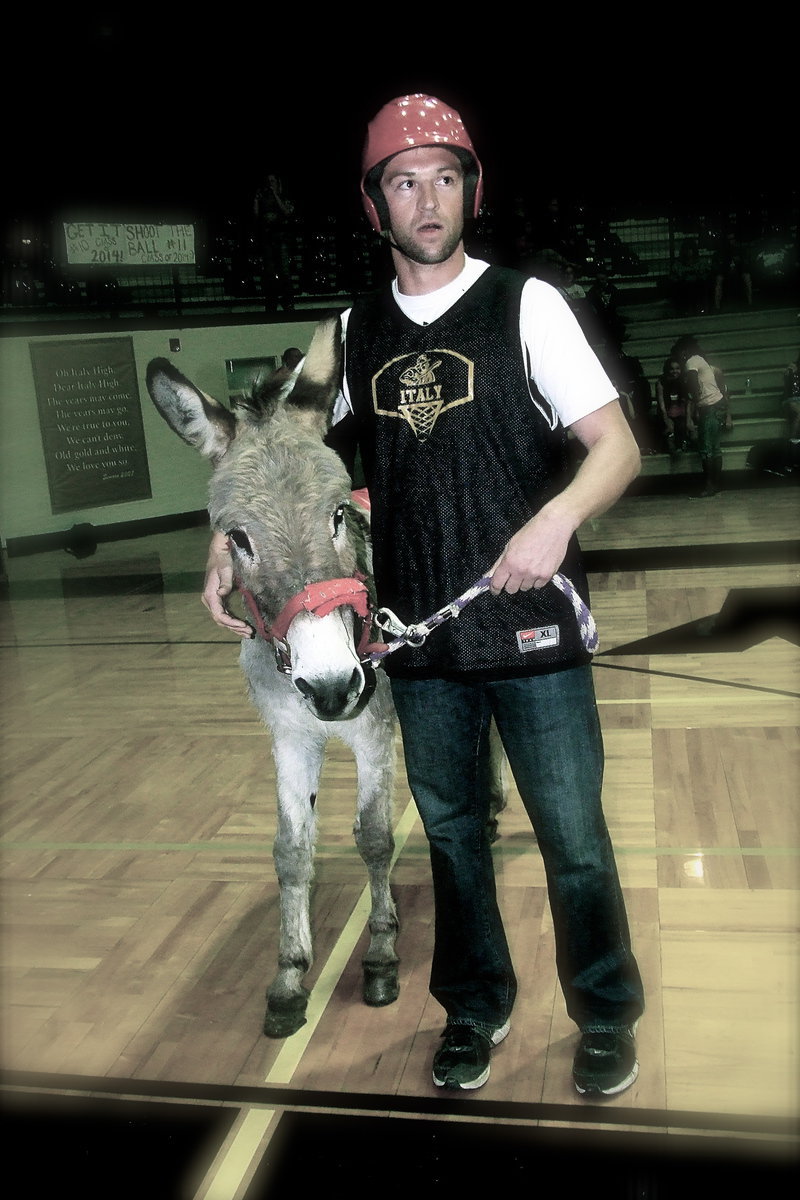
[452,147,482,221]
[362,163,390,233]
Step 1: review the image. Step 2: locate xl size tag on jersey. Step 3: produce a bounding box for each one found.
[516,624,560,652]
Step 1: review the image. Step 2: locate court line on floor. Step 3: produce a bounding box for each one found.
[193,1106,281,1200]
[188,794,420,1199]
[264,793,419,1085]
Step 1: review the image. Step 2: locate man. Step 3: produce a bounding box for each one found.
[203,94,645,1096]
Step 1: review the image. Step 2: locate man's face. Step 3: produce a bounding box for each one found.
[379,146,465,265]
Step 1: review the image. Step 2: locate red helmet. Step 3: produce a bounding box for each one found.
[360,94,484,233]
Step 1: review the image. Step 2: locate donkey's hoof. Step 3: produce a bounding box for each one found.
[362,962,399,1007]
[263,1008,307,1039]
[263,990,309,1038]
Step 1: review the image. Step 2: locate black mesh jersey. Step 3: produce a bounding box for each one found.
[345,266,592,679]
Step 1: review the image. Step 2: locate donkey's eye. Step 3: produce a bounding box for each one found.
[227,529,254,557]
[330,504,346,540]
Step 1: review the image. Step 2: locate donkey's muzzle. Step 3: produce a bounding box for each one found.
[293,667,365,721]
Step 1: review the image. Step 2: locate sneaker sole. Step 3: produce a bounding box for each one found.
[432,1021,511,1090]
[574,1058,639,1096]
[491,1019,511,1046]
[433,1065,490,1090]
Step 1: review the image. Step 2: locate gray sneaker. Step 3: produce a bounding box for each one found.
[432,1020,510,1090]
[573,1025,639,1096]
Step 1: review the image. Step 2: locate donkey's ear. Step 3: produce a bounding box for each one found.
[284,316,343,429]
[146,359,236,463]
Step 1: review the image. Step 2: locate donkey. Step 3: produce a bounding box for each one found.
[146,317,401,1038]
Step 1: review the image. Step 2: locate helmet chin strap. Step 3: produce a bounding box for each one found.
[380,229,404,255]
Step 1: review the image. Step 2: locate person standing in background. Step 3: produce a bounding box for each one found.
[673,335,732,496]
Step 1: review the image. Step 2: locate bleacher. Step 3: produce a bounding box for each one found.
[550,207,798,487]
[3,206,797,494]
[619,302,798,480]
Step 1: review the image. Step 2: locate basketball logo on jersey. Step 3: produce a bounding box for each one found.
[371,349,474,441]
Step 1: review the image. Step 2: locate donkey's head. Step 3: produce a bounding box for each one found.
[146,317,376,721]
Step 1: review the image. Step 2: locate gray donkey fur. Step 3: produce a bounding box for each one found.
[146,317,399,1037]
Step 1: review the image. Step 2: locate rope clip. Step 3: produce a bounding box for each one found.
[374,607,428,647]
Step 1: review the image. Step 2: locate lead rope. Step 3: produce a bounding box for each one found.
[364,570,598,664]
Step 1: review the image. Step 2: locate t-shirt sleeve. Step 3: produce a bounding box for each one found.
[332,307,352,425]
[520,278,619,428]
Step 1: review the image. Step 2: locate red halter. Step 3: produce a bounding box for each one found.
[237,572,375,673]
[230,490,380,673]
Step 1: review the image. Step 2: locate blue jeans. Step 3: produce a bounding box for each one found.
[696,405,725,461]
[390,667,644,1034]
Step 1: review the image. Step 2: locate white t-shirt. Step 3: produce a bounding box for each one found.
[334,256,618,430]
[685,354,723,408]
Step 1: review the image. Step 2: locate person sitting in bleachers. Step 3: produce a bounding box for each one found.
[600,349,658,455]
[783,352,800,441]
[745,352,800,480]
[655,356,691,461]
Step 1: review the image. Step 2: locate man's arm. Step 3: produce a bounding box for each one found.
[490,399,640,594]
[202,530,253,636]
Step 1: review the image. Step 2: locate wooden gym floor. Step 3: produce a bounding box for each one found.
[1,477,798,1198]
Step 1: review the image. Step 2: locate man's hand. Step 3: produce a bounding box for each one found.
[490,508,572,595]
[202,531,253,637]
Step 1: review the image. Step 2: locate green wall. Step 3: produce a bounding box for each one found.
[0,319,321,547]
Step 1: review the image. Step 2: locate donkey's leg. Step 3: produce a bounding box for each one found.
[264,733,326,1038]
[351,711,400,1008]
